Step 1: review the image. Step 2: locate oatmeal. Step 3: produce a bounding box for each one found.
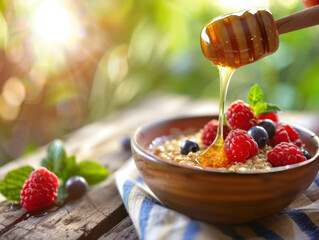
[150,130,273,172]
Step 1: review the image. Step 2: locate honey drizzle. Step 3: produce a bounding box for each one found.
[196,66,235,168]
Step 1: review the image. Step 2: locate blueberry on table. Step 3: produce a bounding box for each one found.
[181,140,200,155]
[248,126,269,148]
[66,176,88,199]
[301,149,312,160]
[258,119,276,139]
[121,136,131,151]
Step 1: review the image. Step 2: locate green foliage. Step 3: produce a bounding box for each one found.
[0,166,34,203]
[55,185,68,206]
[76,160,110,186]
[247,84,281,116]
[41,140,109,186]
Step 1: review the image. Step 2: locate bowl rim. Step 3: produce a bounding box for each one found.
[132,115,319,174]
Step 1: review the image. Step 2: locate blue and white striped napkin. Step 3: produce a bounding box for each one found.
[116,159,319,240]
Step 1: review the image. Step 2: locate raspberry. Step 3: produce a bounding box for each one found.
[270,125,302,147]
[20,167,59,211]
[267,142,306,167]
[226,100,257,130]
[201,120,230,146]
[257,112,279,124]
[224,129,258,164]
[270,125,290,146]
[282,125,302,147]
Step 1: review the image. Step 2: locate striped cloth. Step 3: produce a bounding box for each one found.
[116,159,319,240]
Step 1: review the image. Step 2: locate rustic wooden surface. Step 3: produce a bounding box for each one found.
[0,93,318,239]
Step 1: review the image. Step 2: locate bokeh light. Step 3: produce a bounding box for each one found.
[32,0,76,45]
[0,0,318,165]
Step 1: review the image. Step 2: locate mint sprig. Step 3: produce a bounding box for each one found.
[0,166,34,203]
[247,84,281,116]
[41,140,109,186]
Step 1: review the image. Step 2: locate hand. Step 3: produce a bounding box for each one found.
[302,0,319,8]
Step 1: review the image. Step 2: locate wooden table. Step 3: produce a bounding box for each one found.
[0,93,318,239]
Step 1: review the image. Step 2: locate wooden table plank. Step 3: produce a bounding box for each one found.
[0,93,318,239]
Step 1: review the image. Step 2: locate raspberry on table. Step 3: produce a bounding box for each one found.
[201,119,230,146]
[257,112,279,124]
[224,129,259,164]
[267,142,306,167]
[226,100,257,131]
[20,167,59,211]
[270,124,302,147]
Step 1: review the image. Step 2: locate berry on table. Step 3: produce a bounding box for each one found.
[224,129,259,164]
[201,119,230,146]
[301,149,312,160]
[258,119,276,139]
[181,140,200,155]
[20,167,59,211]
[248,126,269,148]
[66,176,88,200]
[226,100,257,131]
[121,136,131,151]
[267,142,306,167]
[257,112,279,124]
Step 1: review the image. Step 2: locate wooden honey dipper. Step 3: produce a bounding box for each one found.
[201,5,319,69]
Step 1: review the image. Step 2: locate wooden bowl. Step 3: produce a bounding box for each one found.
[131,115,319,224]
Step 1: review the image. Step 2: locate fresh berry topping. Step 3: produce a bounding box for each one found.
[257,112,279,124]
[270,125,291,146]
[270,125,302,147]
[181,140,200,155]
[20,167,59,211]
[301,149,312,160]
[267,142,306,167]
[248,126,269,148]
[282,125,302,147]
[224,129,258,164]
[201,120,230,146]
[121,136,131,151]
[226,100,257,131]
[258,119,276,139]
[66,176,88,200]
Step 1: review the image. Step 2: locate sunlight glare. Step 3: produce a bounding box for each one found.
[32,0,72,44]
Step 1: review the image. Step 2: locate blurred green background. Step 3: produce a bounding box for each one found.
[0,0,318,165]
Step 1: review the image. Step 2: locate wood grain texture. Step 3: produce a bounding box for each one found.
[0,93,318,237]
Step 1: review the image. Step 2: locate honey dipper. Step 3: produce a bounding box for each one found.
[201,5,319,68]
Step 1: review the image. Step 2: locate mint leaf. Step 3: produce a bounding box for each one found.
[263,103,281,114]
[247,84,264,106]
[41,140,77,183]
[60,155,77,184]
[252,102,267,116]
[76,160,109,186]
[41,139,67,174]
[0,166,34,203]
[55,185,68,206]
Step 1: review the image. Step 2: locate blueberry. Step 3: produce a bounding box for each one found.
[258,119,276,139]
[121,136,131,151]
[301,149,311,160]
[181,140,199,155]
[248,126,269,148]
[66,176,88,199]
